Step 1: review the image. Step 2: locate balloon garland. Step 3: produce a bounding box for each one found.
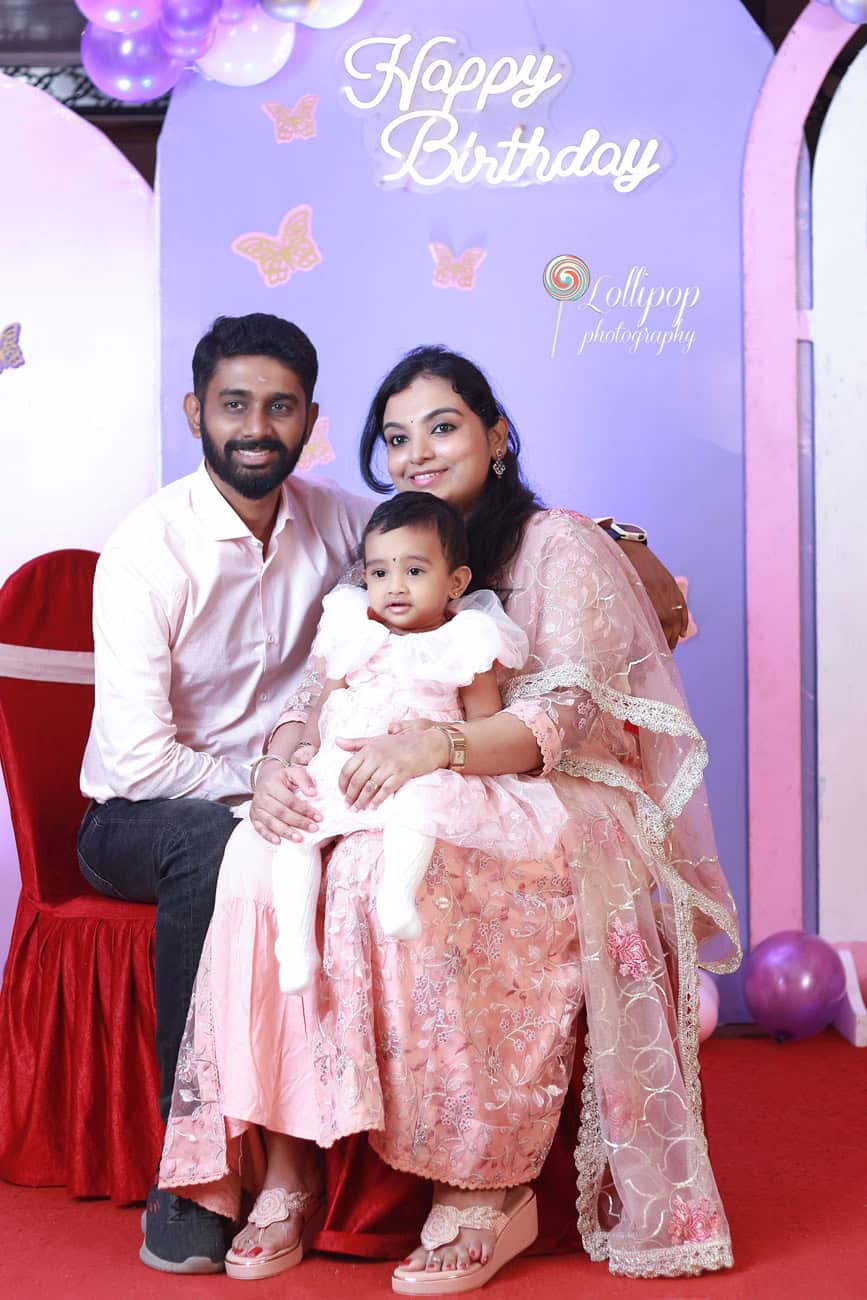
[76,0,365,102]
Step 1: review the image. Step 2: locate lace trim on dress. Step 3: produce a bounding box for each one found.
[573,1035,609,1263]
[608,1240,734,1278]
[504,699,561,774]
[504,659,702,739]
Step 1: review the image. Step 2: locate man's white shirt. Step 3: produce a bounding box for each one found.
[81,463,371,803]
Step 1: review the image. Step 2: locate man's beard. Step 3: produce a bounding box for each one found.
[200,416,304,500]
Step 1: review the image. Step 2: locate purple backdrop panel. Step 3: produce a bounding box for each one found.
[158,0,772,1020]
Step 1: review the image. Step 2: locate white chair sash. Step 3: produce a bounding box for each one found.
[0,642,94,685]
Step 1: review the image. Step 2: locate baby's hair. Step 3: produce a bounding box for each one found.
[361,492,469,571]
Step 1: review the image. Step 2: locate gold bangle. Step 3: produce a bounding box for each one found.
[250,753,292,792]
[434,724,467,770]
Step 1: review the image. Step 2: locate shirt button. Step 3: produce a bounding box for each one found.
[266,634,276,644]
[259,691,269,702]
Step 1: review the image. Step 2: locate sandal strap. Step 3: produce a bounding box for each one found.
[248,1188,321,1229]
[420,1202,510,1252]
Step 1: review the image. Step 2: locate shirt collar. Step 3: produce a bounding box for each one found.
[190,461,294,541]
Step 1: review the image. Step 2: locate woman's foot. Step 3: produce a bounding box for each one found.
[227,1133,323,1273]
[392,1186,537,1294]
[398,1186,506,1275]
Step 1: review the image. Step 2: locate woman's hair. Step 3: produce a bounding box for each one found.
[358,346,544,593]
[192,313,318,403]
[361,491,468,571]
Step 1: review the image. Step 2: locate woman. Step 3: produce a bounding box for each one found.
[160,347,741,1287]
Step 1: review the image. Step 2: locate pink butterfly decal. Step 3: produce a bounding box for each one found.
[297,417,335,473]
[675,577,699,641]
[261,95,319,144]
[0,323,25,374]
[429,242,487,291]
[232,205,322,288]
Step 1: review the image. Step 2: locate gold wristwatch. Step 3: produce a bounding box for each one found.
[436,724,467,769]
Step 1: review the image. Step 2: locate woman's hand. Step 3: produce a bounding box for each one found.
[387,718,436,735]
[335,728,449,810]
[250,759,322,846]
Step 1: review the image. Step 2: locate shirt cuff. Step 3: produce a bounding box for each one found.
[504,699,562,775]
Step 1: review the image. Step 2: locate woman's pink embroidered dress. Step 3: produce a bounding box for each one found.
[160,511,741,1279]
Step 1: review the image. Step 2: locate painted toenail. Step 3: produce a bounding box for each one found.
[248,1247,262,1257]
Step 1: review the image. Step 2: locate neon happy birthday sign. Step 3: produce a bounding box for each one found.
[342,34,664,193]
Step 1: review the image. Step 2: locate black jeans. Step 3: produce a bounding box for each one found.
[77,797,238,1122]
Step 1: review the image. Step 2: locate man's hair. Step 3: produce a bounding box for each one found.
[361,492,469,571]
[191,314,318,403]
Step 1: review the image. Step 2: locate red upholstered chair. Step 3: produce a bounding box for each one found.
[0,549,161,1203]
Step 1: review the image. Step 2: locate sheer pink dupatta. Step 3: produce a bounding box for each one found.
[499,510,740,1277]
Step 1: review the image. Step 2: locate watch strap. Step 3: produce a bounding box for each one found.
[435,724,467,769]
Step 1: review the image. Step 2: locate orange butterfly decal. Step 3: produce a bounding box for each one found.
[297,417,335,473]
[674,577,699,641]
[232,205,322,288]
[262,95,319,144]
[429,243,486,291]
[0,323,24,374]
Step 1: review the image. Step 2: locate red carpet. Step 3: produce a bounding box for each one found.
[0,1033,864,1298]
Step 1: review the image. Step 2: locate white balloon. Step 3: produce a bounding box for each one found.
[299,0,364,30]
[196,7,295,86]
[260,0,309,19]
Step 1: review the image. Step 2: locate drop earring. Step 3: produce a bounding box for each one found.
[492,455,506,479]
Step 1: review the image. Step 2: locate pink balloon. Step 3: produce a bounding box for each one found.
[698,970,719,1043]
[81,23,183,104]
[77,0,161,35]
[197,7,296,87]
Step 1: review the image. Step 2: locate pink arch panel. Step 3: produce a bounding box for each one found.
[742,4,852,945]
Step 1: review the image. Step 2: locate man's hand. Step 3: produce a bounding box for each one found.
[619,540,688,651]
[250,759,322,845]
[336,729,449,811]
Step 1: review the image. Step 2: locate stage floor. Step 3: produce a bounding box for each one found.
[1,1032,864,1299]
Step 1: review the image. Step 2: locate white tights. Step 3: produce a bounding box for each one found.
[272,823,436,994]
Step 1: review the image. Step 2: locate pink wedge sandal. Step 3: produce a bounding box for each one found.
[391,1187,538,1294]
[224,1188,325,1282]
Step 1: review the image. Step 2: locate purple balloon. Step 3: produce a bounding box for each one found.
[160,0,221,37]
[218,0,257,22]
[832,0,867,22]
[158,22,216,62]
[77,0,161,34]
[744,930,846,1042]
[81,22,183,104]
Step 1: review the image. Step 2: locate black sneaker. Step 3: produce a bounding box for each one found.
[139,1184,227,1274]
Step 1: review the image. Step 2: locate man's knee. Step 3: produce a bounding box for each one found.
[169,799,237,870]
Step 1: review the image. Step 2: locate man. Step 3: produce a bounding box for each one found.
[78,312,687,1273]
[78,314,370,1272]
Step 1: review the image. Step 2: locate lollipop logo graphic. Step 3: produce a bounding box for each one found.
[543,254,590,359]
